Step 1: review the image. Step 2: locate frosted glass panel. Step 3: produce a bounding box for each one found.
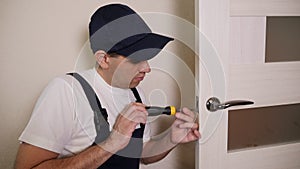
[265,16,300,62]
[228,104,300,151]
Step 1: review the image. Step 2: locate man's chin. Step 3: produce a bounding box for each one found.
[129,81,141,88]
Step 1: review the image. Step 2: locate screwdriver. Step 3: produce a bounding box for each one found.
[145,106,177,116]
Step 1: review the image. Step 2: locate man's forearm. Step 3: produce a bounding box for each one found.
[32,145,112,169]
[31,137,123,169]
[141,147,173,165]
[141,131,177,164]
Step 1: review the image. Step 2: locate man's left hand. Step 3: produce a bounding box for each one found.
[170,107,201,144]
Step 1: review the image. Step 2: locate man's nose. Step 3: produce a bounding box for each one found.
[140,61,151,73]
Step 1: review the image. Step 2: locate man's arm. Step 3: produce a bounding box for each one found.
[141,132,176,164]
[15,124,137,169]
[15,102,149,169]
[141,108,200,164]
[14,142,115,169]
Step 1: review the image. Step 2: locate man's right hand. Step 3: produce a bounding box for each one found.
[99,102,148,153]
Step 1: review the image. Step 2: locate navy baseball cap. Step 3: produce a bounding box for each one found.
[89,4,174,61]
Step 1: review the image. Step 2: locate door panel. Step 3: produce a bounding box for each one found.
[196,0,300,168]
[229,63,300,107]
[265,16,300,62]
[228,104,300,150]
[230,0,300,16]
[228,143,300,169]
[230,17,266,64]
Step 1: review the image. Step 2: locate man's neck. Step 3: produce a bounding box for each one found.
[96,67,113,86]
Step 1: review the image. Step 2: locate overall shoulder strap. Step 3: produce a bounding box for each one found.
[130,87,142,103]
[67,73,106,117]
[67,72,110,143]
[130,87,145,129]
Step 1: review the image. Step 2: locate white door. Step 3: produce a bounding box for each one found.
[196,0,300,169]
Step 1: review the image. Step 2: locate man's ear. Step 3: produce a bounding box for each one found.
[95,50,109,69]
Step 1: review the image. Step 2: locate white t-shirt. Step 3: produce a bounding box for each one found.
[19,68,151,157]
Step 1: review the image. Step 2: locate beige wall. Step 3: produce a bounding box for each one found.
[0,0,195,168]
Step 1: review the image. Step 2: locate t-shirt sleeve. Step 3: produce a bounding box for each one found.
[19,77,75,153]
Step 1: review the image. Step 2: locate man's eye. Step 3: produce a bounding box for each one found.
[128,59,140,64]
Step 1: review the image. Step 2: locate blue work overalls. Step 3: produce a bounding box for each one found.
[68,73,145,169]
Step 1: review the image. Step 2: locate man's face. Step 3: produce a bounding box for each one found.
[109,55,151,89]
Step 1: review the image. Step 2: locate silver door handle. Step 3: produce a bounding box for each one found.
[206,97,254,112]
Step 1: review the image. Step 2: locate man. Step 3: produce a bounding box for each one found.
[15,4,200,169]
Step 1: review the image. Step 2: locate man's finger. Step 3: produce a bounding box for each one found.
[178,122,198,129]
[175,112,195,123]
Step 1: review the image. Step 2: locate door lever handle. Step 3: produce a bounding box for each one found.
[206,97,254,112]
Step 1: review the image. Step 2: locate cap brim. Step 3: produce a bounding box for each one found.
[112,33,174,62]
